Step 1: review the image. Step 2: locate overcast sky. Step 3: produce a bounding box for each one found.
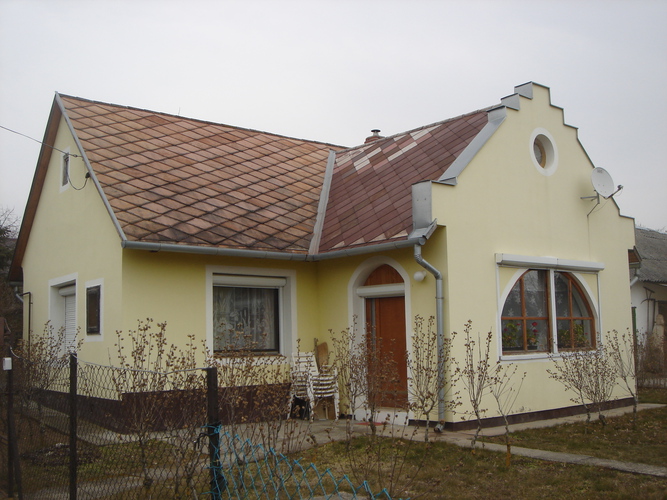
[1,0,665,231]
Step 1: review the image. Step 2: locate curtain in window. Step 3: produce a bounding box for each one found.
[213,287,278,351]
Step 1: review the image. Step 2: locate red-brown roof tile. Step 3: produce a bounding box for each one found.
[317,110,489,253]
[59,95,343,253]
[52,94,495,257]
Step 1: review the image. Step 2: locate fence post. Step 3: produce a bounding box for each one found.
[69,353,77,500]
[206,366,224,499]
[4,318,22,500]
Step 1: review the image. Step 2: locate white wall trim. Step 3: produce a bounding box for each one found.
[48,273,78,349]
[348,256,413,418]
[205,265,297,356]
[496,253,604,272]
[497,267,600,361]
[84,278,104,342]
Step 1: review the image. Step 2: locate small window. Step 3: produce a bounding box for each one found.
[212,276,285,352]
[529,128,558,176]
[86,285,101,334]
[62,153,70,187]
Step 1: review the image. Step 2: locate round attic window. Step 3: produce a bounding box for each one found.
[530,128,558,176]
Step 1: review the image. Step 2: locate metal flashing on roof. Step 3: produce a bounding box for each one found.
[514,82,534,99]
[308,149,337,255]
[500,94,521,110]
[438,106,507,185]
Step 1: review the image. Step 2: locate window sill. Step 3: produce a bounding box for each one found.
[501,348,599,362]
[500,352,551,362]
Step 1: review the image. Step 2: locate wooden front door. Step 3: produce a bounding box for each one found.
[365,295,408,407]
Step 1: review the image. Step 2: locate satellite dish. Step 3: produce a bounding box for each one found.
[591,167,616,198]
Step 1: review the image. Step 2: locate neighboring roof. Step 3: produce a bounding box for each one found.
[634,227,667,284]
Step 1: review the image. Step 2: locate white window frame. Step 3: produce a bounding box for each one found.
[85,278,104,341]
[496,254,602,361]
[206,265,296,356]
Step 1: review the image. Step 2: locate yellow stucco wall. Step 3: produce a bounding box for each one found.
[428,84,635,419]
[21,116,123,363]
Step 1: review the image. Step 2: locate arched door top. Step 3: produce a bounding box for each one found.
[364,264,405,286]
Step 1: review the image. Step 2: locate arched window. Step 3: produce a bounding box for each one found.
[501,270,595,354]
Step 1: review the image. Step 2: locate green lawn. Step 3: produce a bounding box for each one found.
[480,388,667,467]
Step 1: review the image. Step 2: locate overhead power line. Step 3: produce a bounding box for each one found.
[0,124,81,157]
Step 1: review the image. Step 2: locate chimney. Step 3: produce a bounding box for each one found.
[365,129,383,144]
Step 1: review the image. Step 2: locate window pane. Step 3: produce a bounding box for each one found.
[574,320,593,348]
[86,286,100,334]
[554,272,570,317]
[213,287,278,351]
[502,319,523,349]
[555,272,595,350]
[571,287,589,317]
[501,284,521,317]
[524,270,548,317]
[528,319,549,351]
[557,319,572,349]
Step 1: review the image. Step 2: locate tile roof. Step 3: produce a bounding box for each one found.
[54,95,492,257]
[317,111,489,253]
[60,95,343,253]
[634,228,667,284]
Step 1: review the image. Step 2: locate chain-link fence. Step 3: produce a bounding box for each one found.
[2,351,390,499]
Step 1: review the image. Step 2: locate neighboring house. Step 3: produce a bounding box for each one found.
[631,227,667,342]
[9,82,636,427]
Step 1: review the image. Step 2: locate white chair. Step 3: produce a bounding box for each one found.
[288,352,339,421]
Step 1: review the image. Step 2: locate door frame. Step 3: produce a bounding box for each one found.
[348,256,412,419]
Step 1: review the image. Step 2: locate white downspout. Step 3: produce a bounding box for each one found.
[413,243,446,421]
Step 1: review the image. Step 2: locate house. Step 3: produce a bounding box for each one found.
[631,227,667,345]
[9,82,636,427]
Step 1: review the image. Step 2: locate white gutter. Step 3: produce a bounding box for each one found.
[121,237,423,261]
[413,242,446,421]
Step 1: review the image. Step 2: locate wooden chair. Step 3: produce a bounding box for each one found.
[288,352,339,420]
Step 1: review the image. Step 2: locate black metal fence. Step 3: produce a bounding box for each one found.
[1,351,382,499]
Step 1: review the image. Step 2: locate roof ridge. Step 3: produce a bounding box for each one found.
[636,226,667,236]
[57,92,346,150]
[337,105,496,154]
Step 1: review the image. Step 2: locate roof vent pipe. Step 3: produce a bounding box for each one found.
[365,129,384,143]
[413,243,446,423]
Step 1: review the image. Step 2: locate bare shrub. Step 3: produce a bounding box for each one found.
[407,315,459,442]
[454,321,494,450]
[110,319,205,493]
[328,320,436,498]
[606,329,639,423]
[14,322,75,445]
[548,339,618,427]
[489,361,525,465]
